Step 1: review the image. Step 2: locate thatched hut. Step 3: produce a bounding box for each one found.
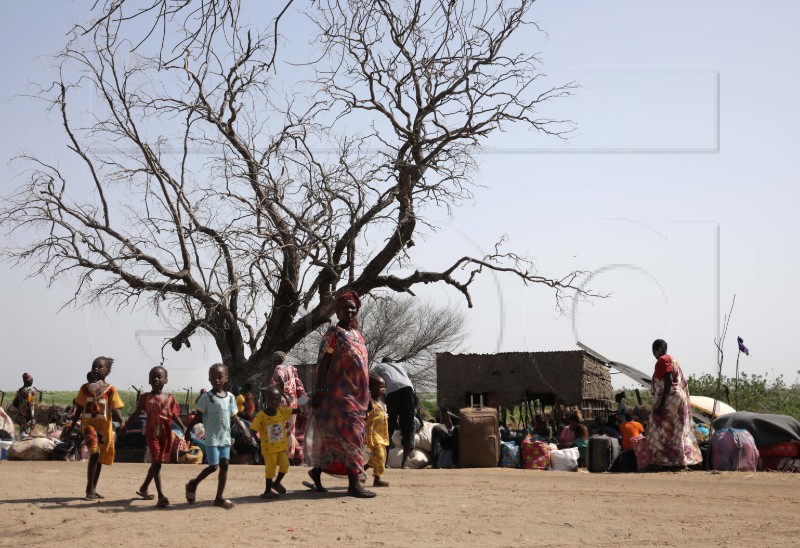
[436,350,613,420]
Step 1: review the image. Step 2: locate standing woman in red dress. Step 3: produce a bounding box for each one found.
[646,339,702,469]
[305,291,375,498]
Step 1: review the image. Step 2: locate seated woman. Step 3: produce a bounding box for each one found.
[558,412,590,466]
[529,414,554,442]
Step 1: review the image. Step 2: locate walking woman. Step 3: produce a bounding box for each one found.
[305,291,375,498]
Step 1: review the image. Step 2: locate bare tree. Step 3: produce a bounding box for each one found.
[2,0,597,383]
[290,294,467,391]
[361,295,468,391]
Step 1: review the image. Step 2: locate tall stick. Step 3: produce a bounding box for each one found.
[734,349,741,409]
[712,295,736,423]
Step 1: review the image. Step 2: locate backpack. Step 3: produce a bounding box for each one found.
[711,427,759,472]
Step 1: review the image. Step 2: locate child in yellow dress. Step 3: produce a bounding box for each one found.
[250,385,301,498]
[365,374,390,487]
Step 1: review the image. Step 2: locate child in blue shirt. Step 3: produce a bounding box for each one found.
[184,363,255,509]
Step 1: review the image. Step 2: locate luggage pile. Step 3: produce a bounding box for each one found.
[713,412,800,472]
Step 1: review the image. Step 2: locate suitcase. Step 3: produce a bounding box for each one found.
[587,435,620,473]
[458,395,499,468]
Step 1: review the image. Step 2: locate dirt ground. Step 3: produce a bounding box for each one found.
[1,461,799,547]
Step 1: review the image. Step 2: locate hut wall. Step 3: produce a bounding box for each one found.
[436,351,595,409]
[580,354,613,402]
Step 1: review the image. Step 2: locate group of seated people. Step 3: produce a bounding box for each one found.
[522,406,646,466]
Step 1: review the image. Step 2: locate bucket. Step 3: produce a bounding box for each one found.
[0,440,13,460]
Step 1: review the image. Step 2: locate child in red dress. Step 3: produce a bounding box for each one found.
[120,366,186,507]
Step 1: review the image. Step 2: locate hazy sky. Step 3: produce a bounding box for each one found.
[1,1,798,396]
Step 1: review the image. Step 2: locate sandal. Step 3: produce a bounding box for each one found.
[214,498,236,509]
[346,487,377,499]
[136,489,155,500]
[156,496,170,508]
[302,480,329,493]
[185,482,196,504]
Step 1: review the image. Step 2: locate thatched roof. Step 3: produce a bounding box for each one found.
[436,350,612,409]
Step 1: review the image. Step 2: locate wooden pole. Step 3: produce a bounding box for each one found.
[734,349,741,410]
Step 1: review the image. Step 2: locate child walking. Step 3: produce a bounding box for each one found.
[365,374,390,488]
[119,366,186,507]
[69,356,125,500]
[250,385,301,499]
[184,363,255,509]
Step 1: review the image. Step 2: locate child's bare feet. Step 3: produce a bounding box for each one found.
[373,478,389,487]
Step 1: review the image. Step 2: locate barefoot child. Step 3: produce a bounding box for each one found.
[250,385,301,499]
[365,374,390,488]
[68,357,125,500]
[119,366,186,507]
[184,363,255,509]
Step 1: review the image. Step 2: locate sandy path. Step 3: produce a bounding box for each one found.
[1,461,799,547]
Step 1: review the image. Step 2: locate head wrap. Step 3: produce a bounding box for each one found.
[336,290,361,312]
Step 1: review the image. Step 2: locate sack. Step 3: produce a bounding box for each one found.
[550,447,579,471]
[0,407,15,437]
[499,441,520,468]
[391,421,436,453]
[521,437,551,470]
[631,435,653,471]
[387,447,430,469]
[415,422,435,452]
[7,437,56,461]
[711,428,759,472]
[178,446,203,464]
[587,435,621,473]
[757,440,800,458]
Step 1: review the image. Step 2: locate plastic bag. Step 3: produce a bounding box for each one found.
[549,447,579,471]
